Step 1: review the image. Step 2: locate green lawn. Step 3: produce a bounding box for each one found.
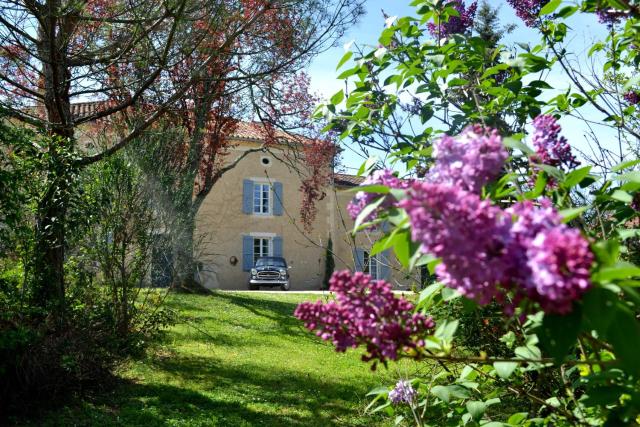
[24,292,410,426]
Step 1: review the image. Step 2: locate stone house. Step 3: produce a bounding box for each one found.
[190,123,414,290]
[42,102,414,290]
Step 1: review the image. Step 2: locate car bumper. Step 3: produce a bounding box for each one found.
[249,279,289,286]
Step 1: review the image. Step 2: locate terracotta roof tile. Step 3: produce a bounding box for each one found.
[333,173,365,187]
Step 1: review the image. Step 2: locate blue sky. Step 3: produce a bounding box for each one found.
[306,0,617,172]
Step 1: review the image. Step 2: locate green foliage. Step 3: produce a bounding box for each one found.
[312,0,640,425]
[323,237,336,290]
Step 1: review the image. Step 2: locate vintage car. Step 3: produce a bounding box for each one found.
[248,257,291,290]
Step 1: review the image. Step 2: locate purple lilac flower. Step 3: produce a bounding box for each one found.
[505,199,593,313]
[624,91,640,105]
[399,182,514,305]
[430,125,508,193]
[632,193,640,212]
[294,270,435,368]
[428,0,478,38]
[347,169,411,222]
[506,0,550,27]
[389,380,417,405]
[531,115,579,169]
[400,182,594,313]
[526,226,594,314]
[596,7,628,26]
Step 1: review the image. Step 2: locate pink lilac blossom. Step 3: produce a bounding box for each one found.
[389,380,417,405]
[632,193,640,212]
[400,182,594,313]
[428,0,477,38]
[596,7,628,26]
[347,169,411,222]
[624,91,640,105]
[399,182,514,305]
[506,0,549,27]
[526,226,594,314]
[505,199,593,314]
[530,115,579,170]
[430,125,508,193]
[294,270,435,368]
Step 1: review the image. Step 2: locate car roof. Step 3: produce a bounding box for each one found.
[256,256,286,263]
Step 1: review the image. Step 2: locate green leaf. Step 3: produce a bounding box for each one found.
[611,158,640,172]
[556,5,579,18]
[562,166,592,189]
[539,307,581,363]
[431,385,471,403]
[503,137,534,155]
[493,361,518,379]
[582,287,618,334]
[616,171,640,183]
[330,89,344,105]
[507,412,529,425]
[466,401,487,421]
[593,261,640,282]
[559,207,587,222]
[539,0,562,15]
[347,184,390,194]
[623,75,640,91]
[435,319,459,341]
[336,51,353,71]
[610,190,633,203]
[353,196,386,232]
[393,230,418,269]
[607,304,640,374]
[515,343,541,360]
[357,157,378,176]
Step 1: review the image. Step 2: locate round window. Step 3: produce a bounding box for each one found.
[261,156,271,166]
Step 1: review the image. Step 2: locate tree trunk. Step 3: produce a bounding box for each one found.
[32,173,67,312]
[171,208,209,293]
[31,18,75,316]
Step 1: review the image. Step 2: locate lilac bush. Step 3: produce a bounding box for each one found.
[347,169,410,222]
[430,125,508,193]
[399,182,513,305]
[505,0,549,27]
[294,270,435,367]
[530,115,579,170]
[427,0,477,38]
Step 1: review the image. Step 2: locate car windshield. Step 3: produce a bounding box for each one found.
[255,257,287,268]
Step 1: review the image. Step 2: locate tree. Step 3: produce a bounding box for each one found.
[0,0,362,309]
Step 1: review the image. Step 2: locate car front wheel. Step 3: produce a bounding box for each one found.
[280,282,290,291]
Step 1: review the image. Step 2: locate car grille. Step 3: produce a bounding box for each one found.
[257,271,280,279]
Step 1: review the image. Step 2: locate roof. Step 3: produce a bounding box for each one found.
[333,173,365,187]
[228,121,296,142]
[65,102,305,143]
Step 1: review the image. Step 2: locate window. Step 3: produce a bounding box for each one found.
[253,237,271,264]
[253,182,271,214]
[362,250,380,280]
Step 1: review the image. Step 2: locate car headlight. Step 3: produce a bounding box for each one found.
[251,268,257,276]
[279,268,286,277]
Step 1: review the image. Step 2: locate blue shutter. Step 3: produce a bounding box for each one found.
[353,248,365,272]
[273,182,283,216]
[273,236,283,257]
[242,179,253,214]
[242,235,253,271]
[379,250,391,280]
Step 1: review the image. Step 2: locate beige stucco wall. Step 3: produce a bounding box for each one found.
[195,139,417,290]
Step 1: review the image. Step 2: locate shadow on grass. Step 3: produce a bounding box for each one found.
[27,354,377,427]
